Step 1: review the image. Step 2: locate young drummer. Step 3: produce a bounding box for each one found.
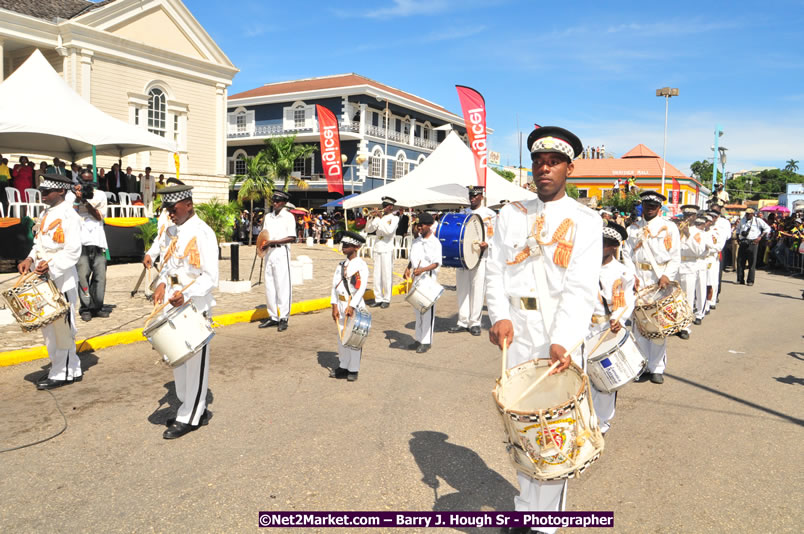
[588,220,636,434]
[692,212,711,325]
[330,231,369,382]
[676,205,707,339]
[404,212,442,354]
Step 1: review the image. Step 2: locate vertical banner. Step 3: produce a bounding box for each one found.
[174,152,180,182]
[671,177,681,215]
[316,105,345,195]
[455,85,487,188]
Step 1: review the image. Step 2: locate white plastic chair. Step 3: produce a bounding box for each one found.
[4,187,24,218]
[0,202,5,218]
[403,235,413,259]
[104,191,121,217]
[365,236,376,258]
[127,192,146,217]
[24,188,47,218]
[393,235,404,259]
[117,192,132,217]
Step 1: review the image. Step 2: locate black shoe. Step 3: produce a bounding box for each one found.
[738,280,745,285]
[36,373,51,385]
[258,318,279,329]
[678,330,690,340]
[448,326,469,334]
[80,311,92,322]
[650,373,664,384]
[329,367,349,379]
[416,344,431,354]
[407,341,421,351]
[347,372,358,382]
[166,409,210,427]
[277,319,288,332]
[36,378,72,390]
[693,318,702,325]
[93,309,110,318]
[369,301,381,308]
[469,326,481,336]
[635,372,650,383]
[380,302,390,309]
[163,421,198,440]
[747,282,754,286]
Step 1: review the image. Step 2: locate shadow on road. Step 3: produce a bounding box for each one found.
[384,329,415,349]
[316,351,339,372]
[147,381,214,426]
[760,292,803,300]
[22,352,100,384]
[665,372,804,426]
[774,375,804,386]
[409,431,517,532]
[789,351,804,361]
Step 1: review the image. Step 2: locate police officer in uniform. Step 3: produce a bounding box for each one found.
[450,186,495,336]
[258,190,296,331]
[330,231,369,382]
[487,127,601,534]
[366,196,399,308]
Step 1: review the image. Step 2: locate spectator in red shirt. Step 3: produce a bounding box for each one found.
[11,156,34,198]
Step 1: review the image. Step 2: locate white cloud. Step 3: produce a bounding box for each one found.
[363,0,451,19]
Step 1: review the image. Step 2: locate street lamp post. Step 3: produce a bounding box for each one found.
[656,87,679,197]
[712,125,724,189]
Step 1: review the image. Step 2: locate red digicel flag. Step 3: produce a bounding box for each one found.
[316,105,345,195]
[455,85,487,187]
[672,177,681,205]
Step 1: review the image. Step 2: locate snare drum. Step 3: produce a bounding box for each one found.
[633,282,693,339]
[435,213,485,269]
[1,275,68,332]
[586,329,646,393]
[143,301,215,367]
[493,359,605,481]
[405,275,444,313]
[342,309,371,349]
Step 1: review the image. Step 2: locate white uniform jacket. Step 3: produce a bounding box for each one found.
[157,214,219,314]
[485,195,602,350]
[589,258,636,337]
[366,213,399,253]
[622,216,681,284]
[330,257,369,310]
[261,208,296,245]
[146,210,173,262]
[28,199,82,294]
[679,224,707,275]
[409,233,442,281]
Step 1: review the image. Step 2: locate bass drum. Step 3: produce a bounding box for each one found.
[435,213,485,269]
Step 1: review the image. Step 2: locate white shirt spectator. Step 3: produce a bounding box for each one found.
[76,192,108,249]
[262,208,296,242]
[736,215,770,242]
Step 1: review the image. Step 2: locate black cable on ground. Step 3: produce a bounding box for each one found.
[0,389,68,453]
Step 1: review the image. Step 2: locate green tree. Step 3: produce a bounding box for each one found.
[261,135,316,192]
[566,184,580,199]
[600,190,641,214]
[195,199,241,244]
[495,168,516,182]
[229,152,274,244]
[785,159,799,172]
[690,160,714,189]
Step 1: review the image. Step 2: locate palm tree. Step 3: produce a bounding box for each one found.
[229,152,274,245]
[785,159,799,173]
[261,135,317,192]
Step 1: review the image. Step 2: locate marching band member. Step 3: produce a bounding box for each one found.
[450,186,495,336]
[691,212,711,326]
[143,177,184,269]
[588,220,635,435]
[366,196,399,309]
[258,190,296,332]
[19,174,82,390]
[152,185,219,439]
[329,231,369,382]
[709,201,733,300]
[676,205,706,339]
[702,212,720,315]
[486,127,601,534]
[621,190,680,385]
[404,213,442,354]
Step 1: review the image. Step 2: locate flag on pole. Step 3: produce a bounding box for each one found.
[671,177,681,215]
[455,85,488,188]
[316,105,345,194]
[174,153,180,182]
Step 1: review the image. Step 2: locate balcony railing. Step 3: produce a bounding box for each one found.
[414,137,438,150]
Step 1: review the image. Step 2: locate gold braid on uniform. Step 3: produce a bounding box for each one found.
[162,236,178,264]
[160,236,201,270]
[634,225,672,252]
[611,278,625,309]
[507,216,575,268]
[47,219,64,244]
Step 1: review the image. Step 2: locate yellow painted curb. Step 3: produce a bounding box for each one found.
[0,282,409,367]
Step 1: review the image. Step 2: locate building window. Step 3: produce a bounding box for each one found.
[403,119,410,136]
[293,156,306,174]
[422,124,431,141]
[174,115,180,143]
[369,148,384,178]
[236,111,247,133]
[134,108,140,126]
[577,189,588,199]
[147,88,166,137]
[394,153,407,180]
[294,106,305,128]
[232,150,247,176]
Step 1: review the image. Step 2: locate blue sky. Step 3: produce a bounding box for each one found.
[191,0,804,175]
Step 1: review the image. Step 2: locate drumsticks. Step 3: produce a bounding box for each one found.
[585,306,630,358]
[144,279,196,327]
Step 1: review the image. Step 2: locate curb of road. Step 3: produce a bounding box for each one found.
[0,282,410,368]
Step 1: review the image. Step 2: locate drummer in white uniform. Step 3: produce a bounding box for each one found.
[329,231,369,382]
[450,186,495,336]
[366,196,399,309]
[18,174,82,390]
[152,185,219,439]
[258,190,296,332]
[676,205,706,339]
[486,126,601,534]
[404,212,442,354]
[588,220,636,435]
[621,190,681,385]
[691,212,711,326]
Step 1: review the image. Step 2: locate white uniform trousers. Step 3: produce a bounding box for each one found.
[693,269,707,320]
[706,259,720,307]
[42,287,80,381]
[336,305,362,373]
[455,259,486,328]
[507,307,583,532]
[264,246,292,321]
[678,271,697,334]
[591,386,616,435]
[415,303,436,345]
[372,250,393,304]
[173,342,210,426]
[633,327,667,375]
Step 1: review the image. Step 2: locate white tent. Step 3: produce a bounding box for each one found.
[344,131,535,209]
[0,49,175,161]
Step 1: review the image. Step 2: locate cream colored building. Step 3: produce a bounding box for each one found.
[0,0,237,202]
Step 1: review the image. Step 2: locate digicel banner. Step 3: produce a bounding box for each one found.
[316,105,345,195]
[455,85,487,188]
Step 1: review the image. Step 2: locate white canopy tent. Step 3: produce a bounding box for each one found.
[344,131,536,209]
[0,49,175,162]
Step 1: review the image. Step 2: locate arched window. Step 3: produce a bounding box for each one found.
[232,149,248,176]
[235,108,247,134]
[369,147,384,178]
[294,103,306,128]
[147,88,167,137]
[403,118,411,136]
[417,154,426,166]
[422,122,432,141]
[394,152,407,180]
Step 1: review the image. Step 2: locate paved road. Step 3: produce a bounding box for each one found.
[0,269,801,533]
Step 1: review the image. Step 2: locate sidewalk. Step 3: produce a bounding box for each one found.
[0,243,449,355]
